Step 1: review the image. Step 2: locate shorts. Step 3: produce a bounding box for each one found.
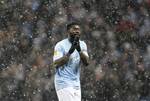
[56,87,81,101]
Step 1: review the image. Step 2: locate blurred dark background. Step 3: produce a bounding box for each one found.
[0,0,150,101]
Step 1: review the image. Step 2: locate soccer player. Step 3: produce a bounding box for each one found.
[53,22,89,101]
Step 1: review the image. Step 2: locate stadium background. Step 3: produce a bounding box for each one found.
[0,0,150,101]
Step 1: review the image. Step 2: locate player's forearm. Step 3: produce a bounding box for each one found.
[53,54,70,68]
[80,52,89,66]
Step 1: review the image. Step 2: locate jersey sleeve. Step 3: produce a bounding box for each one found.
[53,43,64,62]
[81,41,89,57]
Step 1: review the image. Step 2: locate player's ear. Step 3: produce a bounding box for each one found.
[65,32,69,37]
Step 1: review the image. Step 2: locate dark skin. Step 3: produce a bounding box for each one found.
[53,25,89,68]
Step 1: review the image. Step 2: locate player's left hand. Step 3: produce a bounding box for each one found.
[76,42,81,52]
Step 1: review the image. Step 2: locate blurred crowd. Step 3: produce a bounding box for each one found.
[0,0,150,101]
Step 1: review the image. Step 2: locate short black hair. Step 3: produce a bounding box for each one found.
[67,22,80,31]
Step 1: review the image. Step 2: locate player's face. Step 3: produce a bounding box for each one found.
[69,25,81,38]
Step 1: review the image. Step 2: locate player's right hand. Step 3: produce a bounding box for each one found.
[73,36,81,52]
[68,35,80,55]
[68,42,76,54]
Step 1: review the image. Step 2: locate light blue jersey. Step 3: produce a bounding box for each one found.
[53,38,88,91]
